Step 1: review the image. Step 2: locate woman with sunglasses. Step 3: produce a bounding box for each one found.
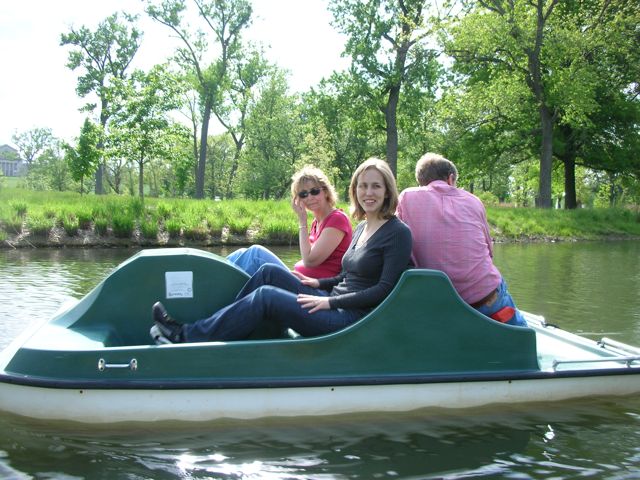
[150,158,412,344]
[226,165,352,278]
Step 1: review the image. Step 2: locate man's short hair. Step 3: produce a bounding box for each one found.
[415,153,458,186]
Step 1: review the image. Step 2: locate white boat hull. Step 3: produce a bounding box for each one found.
[1,371,639,424]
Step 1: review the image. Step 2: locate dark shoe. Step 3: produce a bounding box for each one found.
[150,302,184,344]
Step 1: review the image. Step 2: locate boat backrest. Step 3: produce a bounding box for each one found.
[51,248,249,346]
[190,268,540,378]
[332,268,540,373]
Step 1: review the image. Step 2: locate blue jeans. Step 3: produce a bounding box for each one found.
[182,264,362,342]
[476,278,527,327]
[226,245,289,276]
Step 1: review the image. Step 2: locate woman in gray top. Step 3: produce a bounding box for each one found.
[150,158,413,343]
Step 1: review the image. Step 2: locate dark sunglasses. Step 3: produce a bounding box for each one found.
[297,187,323,199]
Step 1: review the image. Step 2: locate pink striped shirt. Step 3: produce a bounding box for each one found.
[396,181,501,304]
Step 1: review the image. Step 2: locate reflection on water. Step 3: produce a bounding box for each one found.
[1,241,640,478]
[0,396,639,479]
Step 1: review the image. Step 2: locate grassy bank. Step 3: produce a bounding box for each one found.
[1,188,639,248]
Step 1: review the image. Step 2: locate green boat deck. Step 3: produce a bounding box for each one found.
[4,248,539,386]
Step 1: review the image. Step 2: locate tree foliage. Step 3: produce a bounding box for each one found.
[64,119,102,195]
[145,0,252,198]
[328,0,440,176]
[11,128,55,165]
[60,12,142,194]
[240,70,304,199]
[442,0,640,208]
[108,65,187,198]
[21,0,637,208]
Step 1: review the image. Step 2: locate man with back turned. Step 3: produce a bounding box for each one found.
[396,152,527,327]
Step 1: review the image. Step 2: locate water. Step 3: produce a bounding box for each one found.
[1,242,639,479]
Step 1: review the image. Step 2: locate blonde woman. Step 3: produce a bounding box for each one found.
[227,166,352,278]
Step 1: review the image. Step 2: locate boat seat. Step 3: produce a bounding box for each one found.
[22,325,119,350]
[48,248,250,347]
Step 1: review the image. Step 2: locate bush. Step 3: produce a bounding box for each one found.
[127,197,145,217]
[26,213,55,237]
[475,191,500,207]
[206,215,225,236]
[4,215,23,234]
[62,214,80,237]
[156,202,172,220]
[77,209,93,230]
[94,218,108,236]
[10,201,28,217]
[112,215,134,238]
[228,216,252,235]
[165,218,182,238]
[183,224,209,240]
[257,218,296,242]
[140,220,159,240]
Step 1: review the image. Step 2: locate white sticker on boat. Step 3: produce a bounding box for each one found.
[165,271,193,298]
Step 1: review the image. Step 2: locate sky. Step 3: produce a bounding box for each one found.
[0,0,349,148]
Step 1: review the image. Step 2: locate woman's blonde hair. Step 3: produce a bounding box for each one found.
[290,165,337,207]
[349,158,399,221]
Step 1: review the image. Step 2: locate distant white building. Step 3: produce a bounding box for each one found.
[0,145,27,177]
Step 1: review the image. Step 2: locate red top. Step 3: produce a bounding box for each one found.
[294,209,352,278]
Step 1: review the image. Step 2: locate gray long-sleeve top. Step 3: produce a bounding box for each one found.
[317,216,412,313]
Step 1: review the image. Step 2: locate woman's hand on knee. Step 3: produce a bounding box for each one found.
[291,271,319,288]
[297,294,330,313]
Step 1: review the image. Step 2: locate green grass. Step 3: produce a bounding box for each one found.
[25,212,55,237]
[487,206,640,240]
[1,188,639,246]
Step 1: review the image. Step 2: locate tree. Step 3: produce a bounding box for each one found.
[25,142,76,192]
[303,71,386,193]
[214,48,271,198]
[60,12,141,194]
[11,128,55,166]
[64,119,102,195]
[443,0,562,207]
[328,0,439,176]
[240,70,304,199]
[552,0,640,208]
[434,69,539,200]
[109,66,186,198]
[146,0,252,198]
[443,0,640,208]
[206,133,236,198]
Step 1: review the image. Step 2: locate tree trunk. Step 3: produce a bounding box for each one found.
[95,99,109,195]
[138,156,145,199]
[563,155,577,209]
[385,85,400,177]
[94,164,104,195]
[195,94,213,199]
[225,134,244,199]
[537,104,554,208]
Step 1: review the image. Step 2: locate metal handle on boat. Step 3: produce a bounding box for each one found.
[598,337,640,356]
[552,356,640,371]
[97,358,138,371]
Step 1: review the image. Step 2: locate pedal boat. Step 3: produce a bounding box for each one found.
[0,247,639,424]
